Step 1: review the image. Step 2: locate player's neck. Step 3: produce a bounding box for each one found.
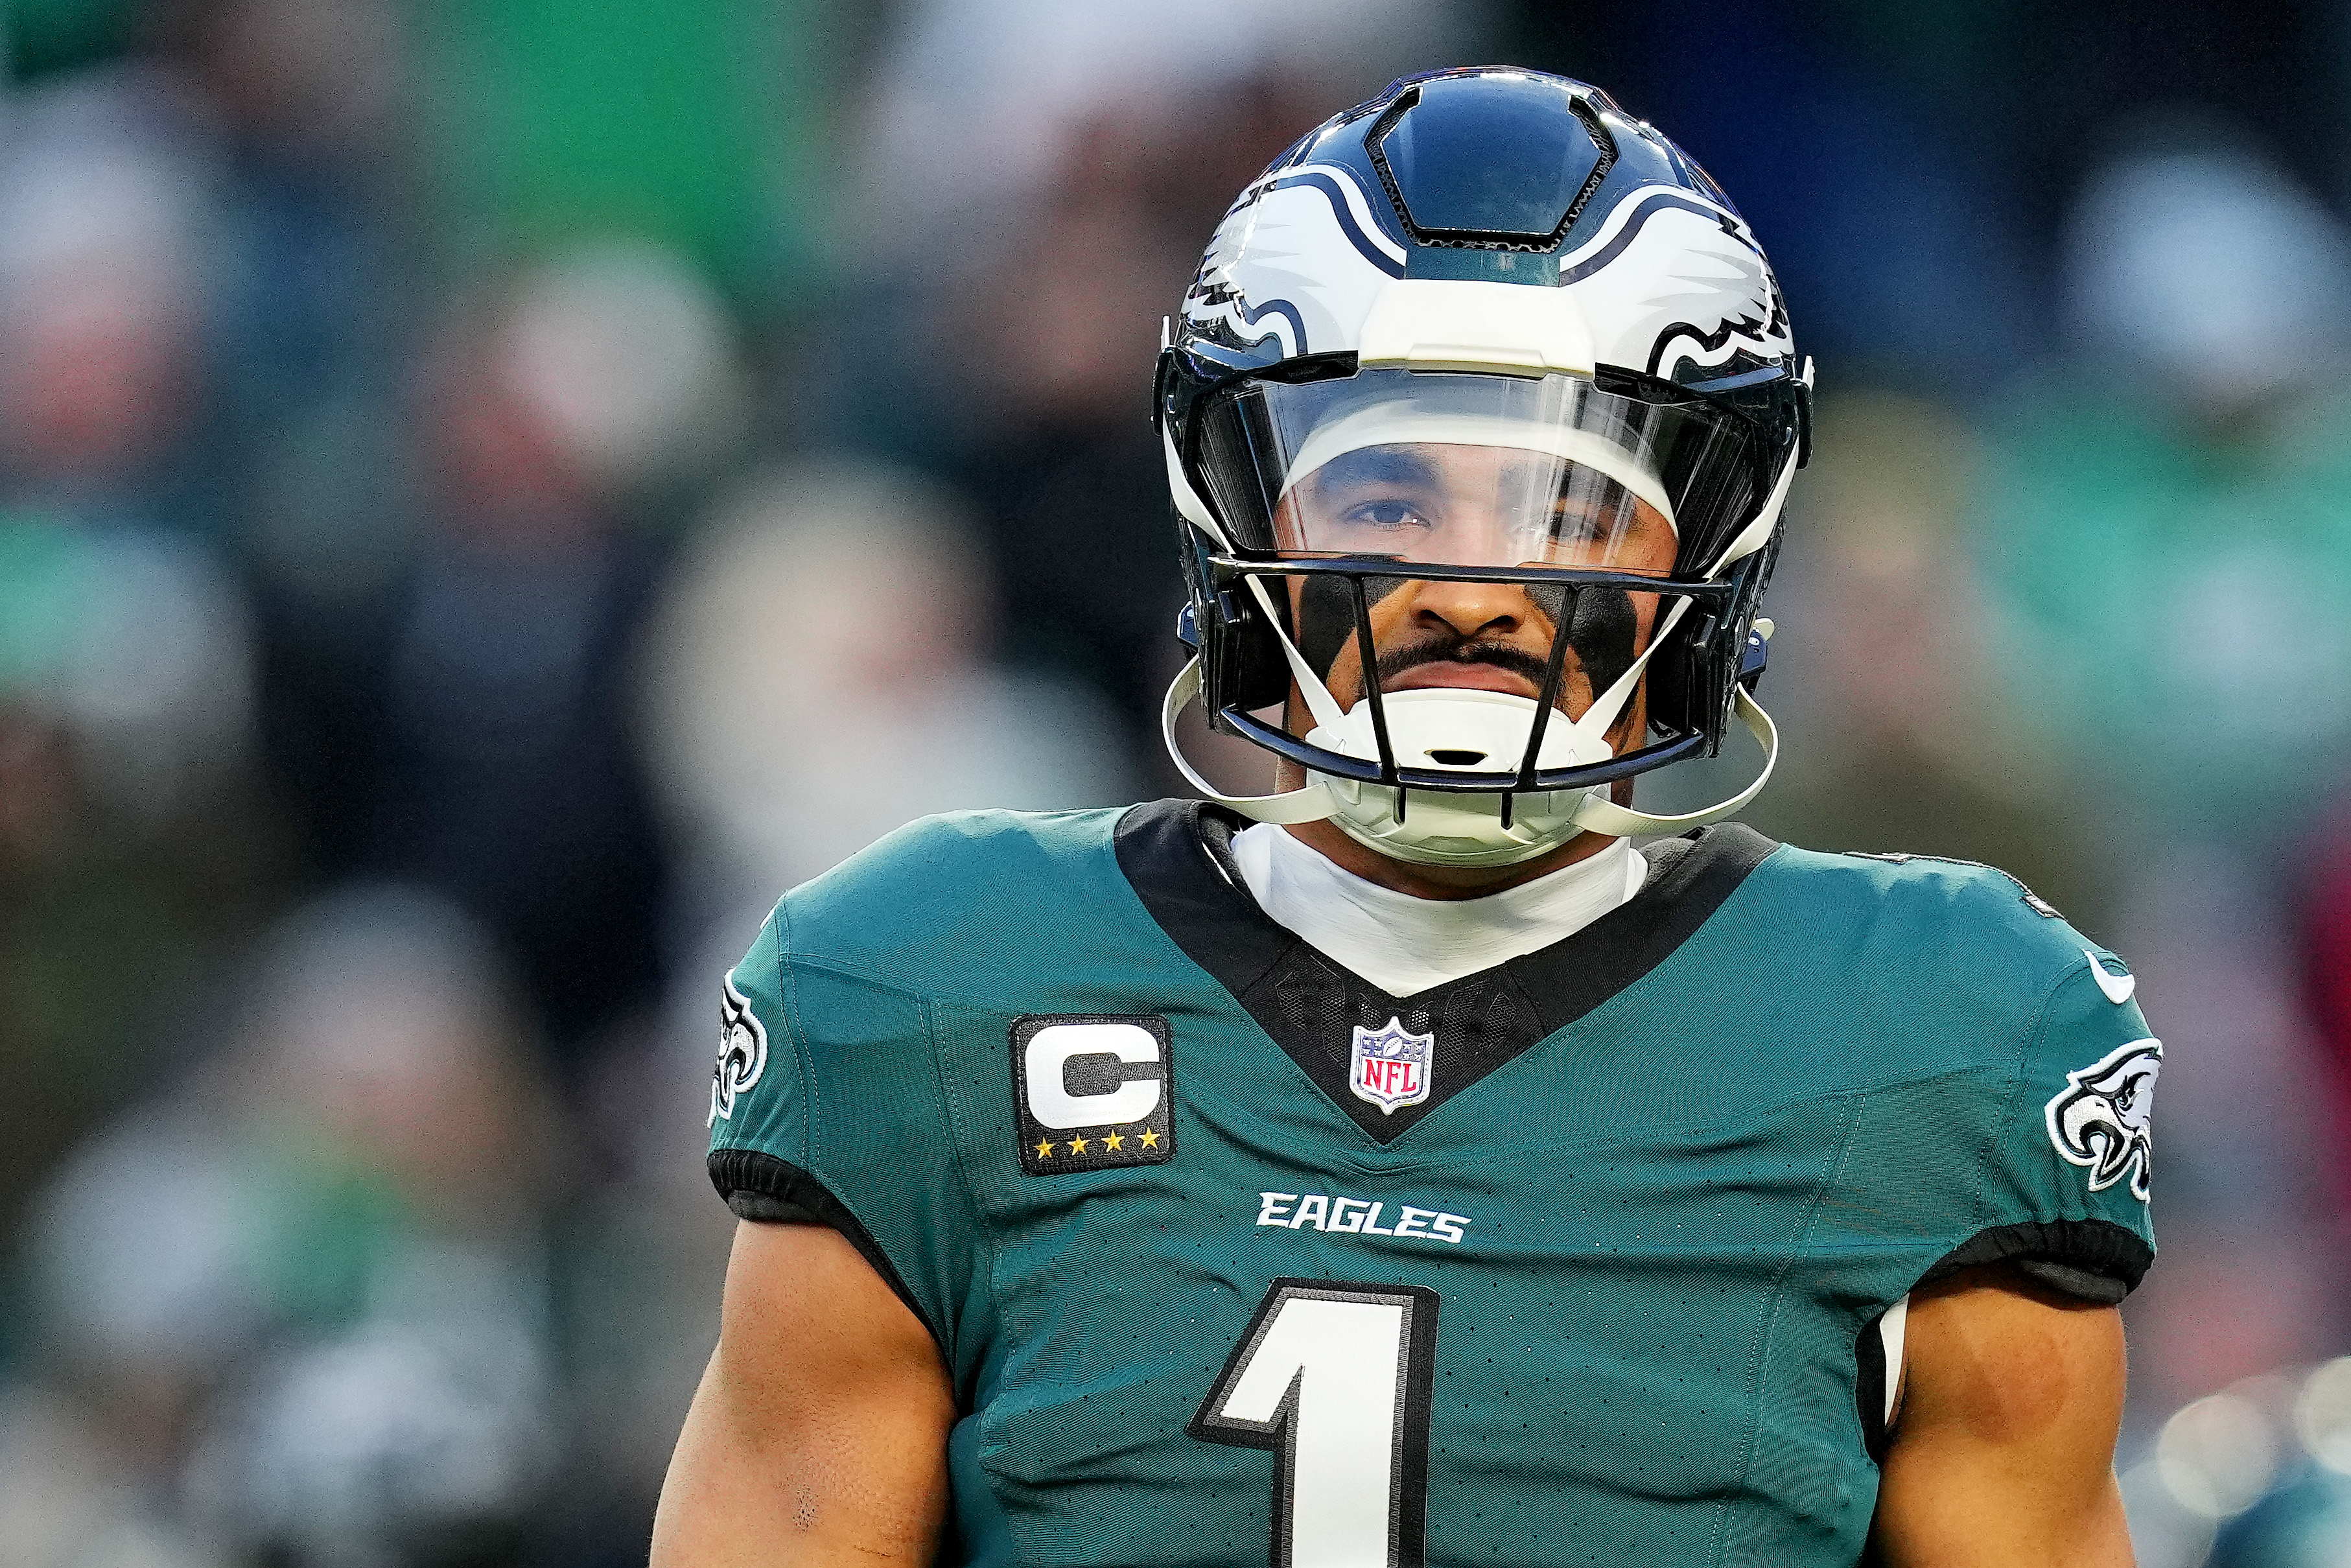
[1278,818,1621,900]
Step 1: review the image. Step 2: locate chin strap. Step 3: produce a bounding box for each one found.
[1566,683,1779,836]
[1162,657,1340,824]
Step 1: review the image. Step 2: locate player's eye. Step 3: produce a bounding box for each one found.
[1550,502,1610,543]
[1339,498,1432,532]
[1550,486,1635,542]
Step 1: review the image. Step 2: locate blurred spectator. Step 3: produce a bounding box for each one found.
[638,458,1132,926]
[1738,392,2105,930]
[344,242,745,1057]
[0,517,253,823]
[1980,123,2351,836]
[0,65,220,539]
[161,0,415,618]
[17,885,563,1567]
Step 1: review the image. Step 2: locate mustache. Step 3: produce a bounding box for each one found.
[1374,637,1556,686]
[1366,587,1641,706]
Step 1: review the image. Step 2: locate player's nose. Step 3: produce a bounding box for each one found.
[1410,576,1536,642]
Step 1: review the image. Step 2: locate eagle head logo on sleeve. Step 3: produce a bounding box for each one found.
[2043,1038,2161,1201]
[708,973,769,1126]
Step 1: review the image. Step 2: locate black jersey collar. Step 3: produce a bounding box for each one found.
[1113,799,1778,1144]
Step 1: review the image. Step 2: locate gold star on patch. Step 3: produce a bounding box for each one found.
[1101,1130,1124,1152]
[1138,1128,1160,1149]
[1034,1139,1055,1159]
[1067,1134,1090,1154]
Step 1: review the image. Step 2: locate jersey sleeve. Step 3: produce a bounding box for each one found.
[1945,950,2159,1304]
[702,902,991,1359]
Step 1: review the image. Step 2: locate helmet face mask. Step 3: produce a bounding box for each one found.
[1158,67,1809,865]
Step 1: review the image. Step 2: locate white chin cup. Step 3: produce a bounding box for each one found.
[1304,687,1617,868]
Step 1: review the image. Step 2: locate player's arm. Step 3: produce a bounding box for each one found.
[1868,1263,2133,1568]
[651,1219,957,1567]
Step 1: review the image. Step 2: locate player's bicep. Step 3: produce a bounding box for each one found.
[652,1220,956,1567]
[1871,1269,2135,1561]
[1869,1265,2131,1568]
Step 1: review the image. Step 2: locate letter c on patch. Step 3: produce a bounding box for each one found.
[1024,1022,1163,1130]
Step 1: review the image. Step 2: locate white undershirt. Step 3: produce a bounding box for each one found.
[1229,824,1648,997]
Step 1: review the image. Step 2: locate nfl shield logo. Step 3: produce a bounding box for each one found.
[1350,1017,1434,1115]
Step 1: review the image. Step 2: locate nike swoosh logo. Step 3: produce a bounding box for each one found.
[2085,948,2135,1005]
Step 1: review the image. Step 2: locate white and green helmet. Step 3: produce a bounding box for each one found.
[1158,66,1812,867]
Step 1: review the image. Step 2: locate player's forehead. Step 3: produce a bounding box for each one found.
[1303,441,1592,493]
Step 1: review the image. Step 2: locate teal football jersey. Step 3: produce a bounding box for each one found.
[705,802,2158,1568]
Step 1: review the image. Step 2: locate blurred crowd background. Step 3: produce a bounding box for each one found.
[3,1,2350,1564]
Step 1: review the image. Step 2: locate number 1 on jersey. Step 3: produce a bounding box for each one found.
[1187,1280,1440,1568]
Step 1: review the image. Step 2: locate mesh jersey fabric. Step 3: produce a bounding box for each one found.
[705,801,2157,1568]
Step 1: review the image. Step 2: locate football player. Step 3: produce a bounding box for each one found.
[655,69,2157,1568]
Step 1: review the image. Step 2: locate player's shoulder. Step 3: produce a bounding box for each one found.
[712,806,1143,1143]
[1737,839,2159,1263]
[772,804,1142,976]
[1746,838,2116,990]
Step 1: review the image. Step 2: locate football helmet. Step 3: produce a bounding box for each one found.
[1159,67,1811,867]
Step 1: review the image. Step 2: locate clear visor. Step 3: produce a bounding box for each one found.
[1191,368,1764,577]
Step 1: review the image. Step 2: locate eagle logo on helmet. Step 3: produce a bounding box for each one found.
[1556,187,1795,379]
[2042,1038,2161,1201]
[1182,161,1403,360]
[709,973,769,1126]
[1182,170,1792,380]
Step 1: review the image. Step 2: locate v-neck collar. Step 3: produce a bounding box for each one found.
[1112,799,1779,1144]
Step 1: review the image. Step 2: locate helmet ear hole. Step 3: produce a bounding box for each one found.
[1232,618,1292,711]
[1643,615,1702,738]
[1199,575,1296,716]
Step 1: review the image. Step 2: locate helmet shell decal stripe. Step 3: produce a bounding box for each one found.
[1556,185,1794,380]
[1558,188,1742,283]
[1259,169,1409,275]
[1186,165,1403,357]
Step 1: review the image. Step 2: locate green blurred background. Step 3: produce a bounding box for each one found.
[3,3,2351,1564]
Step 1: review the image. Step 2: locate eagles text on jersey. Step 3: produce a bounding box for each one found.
[706,802,2157,1568]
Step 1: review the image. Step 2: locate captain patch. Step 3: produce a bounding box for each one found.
[1012,1014,1175,1175]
